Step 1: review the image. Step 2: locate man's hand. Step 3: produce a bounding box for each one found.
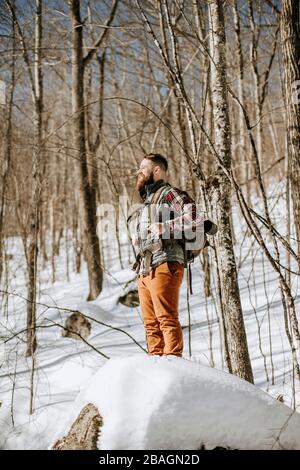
[149,222,165,236]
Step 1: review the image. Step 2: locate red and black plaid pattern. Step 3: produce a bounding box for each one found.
[161,187,205,237]
[132,185,206,255]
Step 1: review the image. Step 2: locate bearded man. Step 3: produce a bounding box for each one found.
[132,153,216,357]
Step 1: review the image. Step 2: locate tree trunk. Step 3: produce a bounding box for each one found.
[208,0,253,383]
[70,0,103,300]
[232,0,251,203]
[52,403,102,450]
[26,0,43,359]
[0,1,15,284]
[281,0,300,270]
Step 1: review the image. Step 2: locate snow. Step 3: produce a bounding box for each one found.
[55,355,300,450]
[1,193,300,449]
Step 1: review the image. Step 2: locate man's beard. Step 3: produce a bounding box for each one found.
[136,172,154,191]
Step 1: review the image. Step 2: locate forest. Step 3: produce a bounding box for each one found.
[0,0,300,451]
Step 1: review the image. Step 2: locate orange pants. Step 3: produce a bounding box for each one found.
[138,261,184,357]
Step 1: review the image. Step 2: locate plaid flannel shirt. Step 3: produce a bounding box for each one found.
[131,183,208,275]
[161,187,206,241]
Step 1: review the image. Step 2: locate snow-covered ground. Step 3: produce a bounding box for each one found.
[0,190,300,449]
[56,355,300,450]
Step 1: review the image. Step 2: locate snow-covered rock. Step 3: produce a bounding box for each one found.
[56,355,300,450]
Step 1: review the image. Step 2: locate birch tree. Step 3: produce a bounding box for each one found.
[208,0,253,383]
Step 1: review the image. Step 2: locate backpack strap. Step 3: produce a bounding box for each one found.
[188,263,193,295]
[148,184,170,226]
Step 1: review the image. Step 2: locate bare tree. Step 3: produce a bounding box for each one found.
[25,0,43,366]
[0,0,15,284]
[208,0,253,383]
[70,0,118,300]
[281,0,300,269]
[5,0,43,369]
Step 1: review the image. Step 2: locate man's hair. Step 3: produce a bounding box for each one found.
[144,153,168,172]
